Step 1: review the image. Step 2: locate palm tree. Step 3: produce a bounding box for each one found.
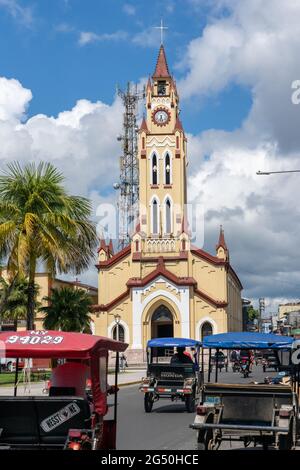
[40,287,92,332]
[0,275,40,330]
[0,162,97,329]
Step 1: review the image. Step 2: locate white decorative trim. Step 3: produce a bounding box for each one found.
[132,278,190,349]
[147,136,175,148]
[196,317,218,341]
[108,319,130,345]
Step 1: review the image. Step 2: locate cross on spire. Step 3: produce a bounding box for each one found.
[154,19,168,45]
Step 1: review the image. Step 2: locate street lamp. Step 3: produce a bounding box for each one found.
[114,314,121,373]
[257,170,300,175]
[114,314,121,342]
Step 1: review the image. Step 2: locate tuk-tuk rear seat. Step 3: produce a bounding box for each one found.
[203,382,293,427]
[0,396,91,448]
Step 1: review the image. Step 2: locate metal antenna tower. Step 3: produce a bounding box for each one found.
[114,82,145,250]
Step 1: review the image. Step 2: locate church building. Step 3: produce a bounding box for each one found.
[92,46,243,362]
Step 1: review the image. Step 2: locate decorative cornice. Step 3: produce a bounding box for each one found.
[194,288,228,309]
[190,246,226,266]
[91,288,130,312]
[127,257,196,288]
[132,253,188,263]
[96,244,131,269]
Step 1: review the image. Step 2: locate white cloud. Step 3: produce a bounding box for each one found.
[78,30,128,46]
[0,0,33,26]
[179,0,300,308]
[0,76,123,198]
[123,4,136,16]
[0,77,32,122]
[78,27,162,49]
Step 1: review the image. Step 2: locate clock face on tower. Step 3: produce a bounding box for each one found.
[152,107,170,126]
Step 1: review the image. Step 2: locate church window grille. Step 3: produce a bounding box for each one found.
[152,154,158,185]
[152,199,159,234]
[165,153,171,185]
[158,81,166,96]
[112,324,125,342]
[201,322,213,340]
[165,198,172,234]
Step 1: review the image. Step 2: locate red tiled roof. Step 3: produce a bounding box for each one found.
[152,45,171,78]
[127,256,196,288]
[216,225,228,251]
[175,116,184,132]
[94,256,229,311]
[194,288,228,308]
[139,117,148,132]
[190,246,225,265]
[96,244,131,269]
[91,289,130,312]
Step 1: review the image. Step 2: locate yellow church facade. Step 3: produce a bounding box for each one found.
[92,46,243,362]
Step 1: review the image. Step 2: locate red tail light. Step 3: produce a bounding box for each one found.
[279,409,292,417]
[197,405,208,415]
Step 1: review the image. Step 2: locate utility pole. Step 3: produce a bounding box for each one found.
[114,82,145,250]
[259,298,265,332]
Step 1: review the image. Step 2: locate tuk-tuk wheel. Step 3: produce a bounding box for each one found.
[278,420,293,450]
[197,429,214,450]
[144,392,154,413]
[185,394,195,413]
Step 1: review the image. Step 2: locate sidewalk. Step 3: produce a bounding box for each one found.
[0,369,146,396]
[108,369,146,387]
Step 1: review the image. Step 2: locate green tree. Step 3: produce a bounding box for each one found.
[40,287,92,332]
[0,275,40,330]
[0,162,97,330]
[247,306,259,322]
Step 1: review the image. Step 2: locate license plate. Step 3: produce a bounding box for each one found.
[40,402,80,433]
[205,396,221,405]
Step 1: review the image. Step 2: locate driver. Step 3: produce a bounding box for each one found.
[170,346,193,364]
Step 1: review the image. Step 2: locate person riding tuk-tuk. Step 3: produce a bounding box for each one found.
[140,337,201,413]
[0,329,128,450]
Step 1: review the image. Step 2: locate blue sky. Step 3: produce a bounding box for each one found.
[0,0,251,132]
[1,0,300,310]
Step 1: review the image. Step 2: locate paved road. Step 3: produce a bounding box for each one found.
[112,365,278,450]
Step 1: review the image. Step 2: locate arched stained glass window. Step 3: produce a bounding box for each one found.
[112,324,125,342]
[165,153,171,185]
[152,154,158,185]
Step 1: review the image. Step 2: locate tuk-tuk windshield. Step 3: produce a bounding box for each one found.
[149,346,197,365]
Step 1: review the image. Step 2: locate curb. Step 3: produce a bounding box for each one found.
[117,380,141,388]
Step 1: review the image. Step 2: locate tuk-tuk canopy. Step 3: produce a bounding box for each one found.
[202,332,293,350]
[147,337,201,348]
[0,330,128,417]
[0,330,128,358]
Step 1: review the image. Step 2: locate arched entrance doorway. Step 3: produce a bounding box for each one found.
[151,305,174,338]
[201,321,213,340]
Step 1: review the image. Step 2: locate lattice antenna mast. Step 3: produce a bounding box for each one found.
[114,82,145,250]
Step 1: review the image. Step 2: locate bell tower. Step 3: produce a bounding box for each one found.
[137,45,188,241]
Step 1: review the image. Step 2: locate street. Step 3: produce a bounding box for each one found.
[111,365,278,450]
[0,364,284,451]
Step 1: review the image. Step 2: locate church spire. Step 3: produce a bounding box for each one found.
[217,225,228,250]
[152,45,171,79]
[216,225,229,260]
